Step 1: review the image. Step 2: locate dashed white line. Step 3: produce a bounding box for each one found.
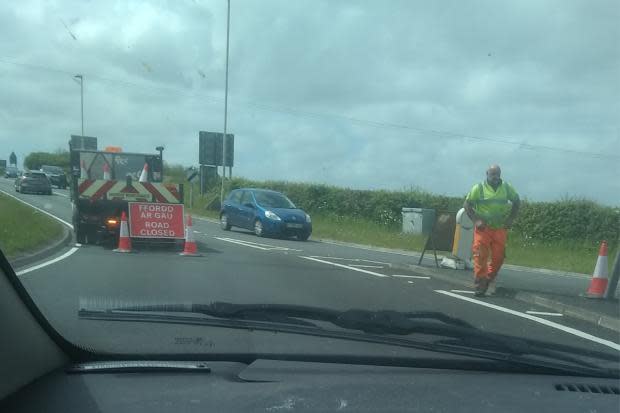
[53,191,69,198]
[214,237,272,250]
[349,264,384,269]
[450,290,475,294]
[300,256,389,278]
[526,311,563,317]
[309,256,390,265]
[407,281,414,284]
[435,290,620,351]
[392,274,431,279]
[213,237,303,252]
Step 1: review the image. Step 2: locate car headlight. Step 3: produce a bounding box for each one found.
[305,213,312,223]
[264,210,281,221]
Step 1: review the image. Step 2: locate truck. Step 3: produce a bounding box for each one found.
[69,146,184,245]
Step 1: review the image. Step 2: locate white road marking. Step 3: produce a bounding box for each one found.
[0,189,73,229]
[53,191,69,198]
[392,274,431,279]
[451,290,476,294]
[193,230,201,234]
[526,311,563,317]
[407,281,414,284]
[214,237,272,250]
[309,256,390,265]
[349,264,384,268]
[300,256,389,278]
[1,188,81,275]
[435,290,620,351]
[17,247,79,276]
[214,236,302,252]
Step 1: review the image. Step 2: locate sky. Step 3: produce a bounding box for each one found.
[1,0,618,205]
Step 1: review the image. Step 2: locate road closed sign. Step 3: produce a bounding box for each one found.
[128,202,185,239]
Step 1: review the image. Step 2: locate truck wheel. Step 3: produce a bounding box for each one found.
[74,224,87,244]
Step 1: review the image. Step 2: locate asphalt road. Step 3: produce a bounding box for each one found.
[1,177,618,361]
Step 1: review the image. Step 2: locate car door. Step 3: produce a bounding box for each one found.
[237,191,256,229]
[223,190,243,226]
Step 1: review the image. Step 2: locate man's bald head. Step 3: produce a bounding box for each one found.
[486,164,502,187]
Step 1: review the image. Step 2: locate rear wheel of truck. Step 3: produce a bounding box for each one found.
[73,209,87,244]
[74,224,87,244]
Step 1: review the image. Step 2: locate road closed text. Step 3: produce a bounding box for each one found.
[128,202,185,239]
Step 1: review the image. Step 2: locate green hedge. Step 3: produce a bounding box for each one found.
[224,177,619,247]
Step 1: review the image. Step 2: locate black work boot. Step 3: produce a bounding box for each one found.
[474,277,489,297]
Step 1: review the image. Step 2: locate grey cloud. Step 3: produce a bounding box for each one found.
[0,0,618,205]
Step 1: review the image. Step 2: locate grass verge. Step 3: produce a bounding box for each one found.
[0,193,64,259]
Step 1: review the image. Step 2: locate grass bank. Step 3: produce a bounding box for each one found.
[0,193,64,259]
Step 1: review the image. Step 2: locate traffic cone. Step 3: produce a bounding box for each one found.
[139,163,149,182]
[114,211,132,253]
[103,163,111,180]
[80,160,88,179]
[586,241,609,298]
[180,215,201,256]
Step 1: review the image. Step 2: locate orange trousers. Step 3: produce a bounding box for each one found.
[472,227,507,281]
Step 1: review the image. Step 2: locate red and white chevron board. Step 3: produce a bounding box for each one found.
[77,179,182,203]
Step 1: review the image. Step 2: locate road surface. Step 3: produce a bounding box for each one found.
[1,176,618,359]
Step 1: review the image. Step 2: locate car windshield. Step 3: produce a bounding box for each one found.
[41,166,63,174]
[24,172,47,180]
[0,0,618,376]
[253,191,296,209]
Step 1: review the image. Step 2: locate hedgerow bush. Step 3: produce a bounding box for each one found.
[218,177,620,248]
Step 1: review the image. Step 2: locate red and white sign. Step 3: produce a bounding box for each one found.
[128,202,185,239]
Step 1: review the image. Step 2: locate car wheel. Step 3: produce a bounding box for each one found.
[254,219,264,237]
[220,213,232,230]
[297,232,311,241]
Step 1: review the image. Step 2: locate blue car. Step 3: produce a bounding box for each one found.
[220,188,312,240]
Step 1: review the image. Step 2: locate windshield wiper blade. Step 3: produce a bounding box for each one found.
[79,302,619,378]
[80,302,475,333]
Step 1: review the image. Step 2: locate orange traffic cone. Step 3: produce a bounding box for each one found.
[114,211,132,253]
[80,160,88,178]
[180,215,201,256]
[103,163,111,180]
[139,163,149,182]
[586,241,609,298]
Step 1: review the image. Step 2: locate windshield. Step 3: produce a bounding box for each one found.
[41,166,63,174]
[0,0,618,374]
[254,191,296,209]
[24,172,47,180]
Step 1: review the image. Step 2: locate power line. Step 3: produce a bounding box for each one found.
[0,57,617,160]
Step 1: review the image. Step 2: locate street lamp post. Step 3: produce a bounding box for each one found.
[220,0,231,207]
[74,74,84,136]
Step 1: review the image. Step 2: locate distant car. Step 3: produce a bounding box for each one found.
[4,166,19,178]
[15,171,53,195]
[40,165,68,189]
[220,188,312,240]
